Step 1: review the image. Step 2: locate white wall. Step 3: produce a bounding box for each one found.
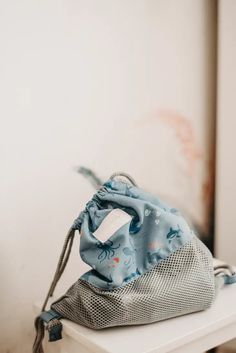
[215,0,236,265]
[0,1,216,352]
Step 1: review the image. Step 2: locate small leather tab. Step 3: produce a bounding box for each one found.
[47,319,63,342]
[39,310,63,342]
[224,273,236,285]
[40,309,62,323]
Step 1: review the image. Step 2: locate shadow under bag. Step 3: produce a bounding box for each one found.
[33,173,236,353]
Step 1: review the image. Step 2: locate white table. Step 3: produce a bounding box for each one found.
[35,281,236,353]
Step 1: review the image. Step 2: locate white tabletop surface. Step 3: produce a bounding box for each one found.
[36,281,236,353]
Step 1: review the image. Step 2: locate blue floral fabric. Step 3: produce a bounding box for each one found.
[72,179,194,290]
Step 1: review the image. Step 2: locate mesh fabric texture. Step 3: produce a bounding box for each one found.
[51,236,216,329]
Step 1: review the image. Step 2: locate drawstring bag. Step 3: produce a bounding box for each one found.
[33,172,236,353]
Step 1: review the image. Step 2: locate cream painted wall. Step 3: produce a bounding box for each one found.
[0,1,216,352]
[215,0,236,265]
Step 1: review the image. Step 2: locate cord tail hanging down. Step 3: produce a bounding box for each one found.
[32,227,76,353]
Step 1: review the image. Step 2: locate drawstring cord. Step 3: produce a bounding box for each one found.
[33,227,76,353]
[214,263,235,276]
[110,172,138,186]
[32,171,137,353]
[77,167,103,189]
[76,167,138,190]
[33,317,45,353]
[214,263,236,285]
[41,227,76,311]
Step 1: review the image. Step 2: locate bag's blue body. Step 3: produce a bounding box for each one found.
[73,178,194,289]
